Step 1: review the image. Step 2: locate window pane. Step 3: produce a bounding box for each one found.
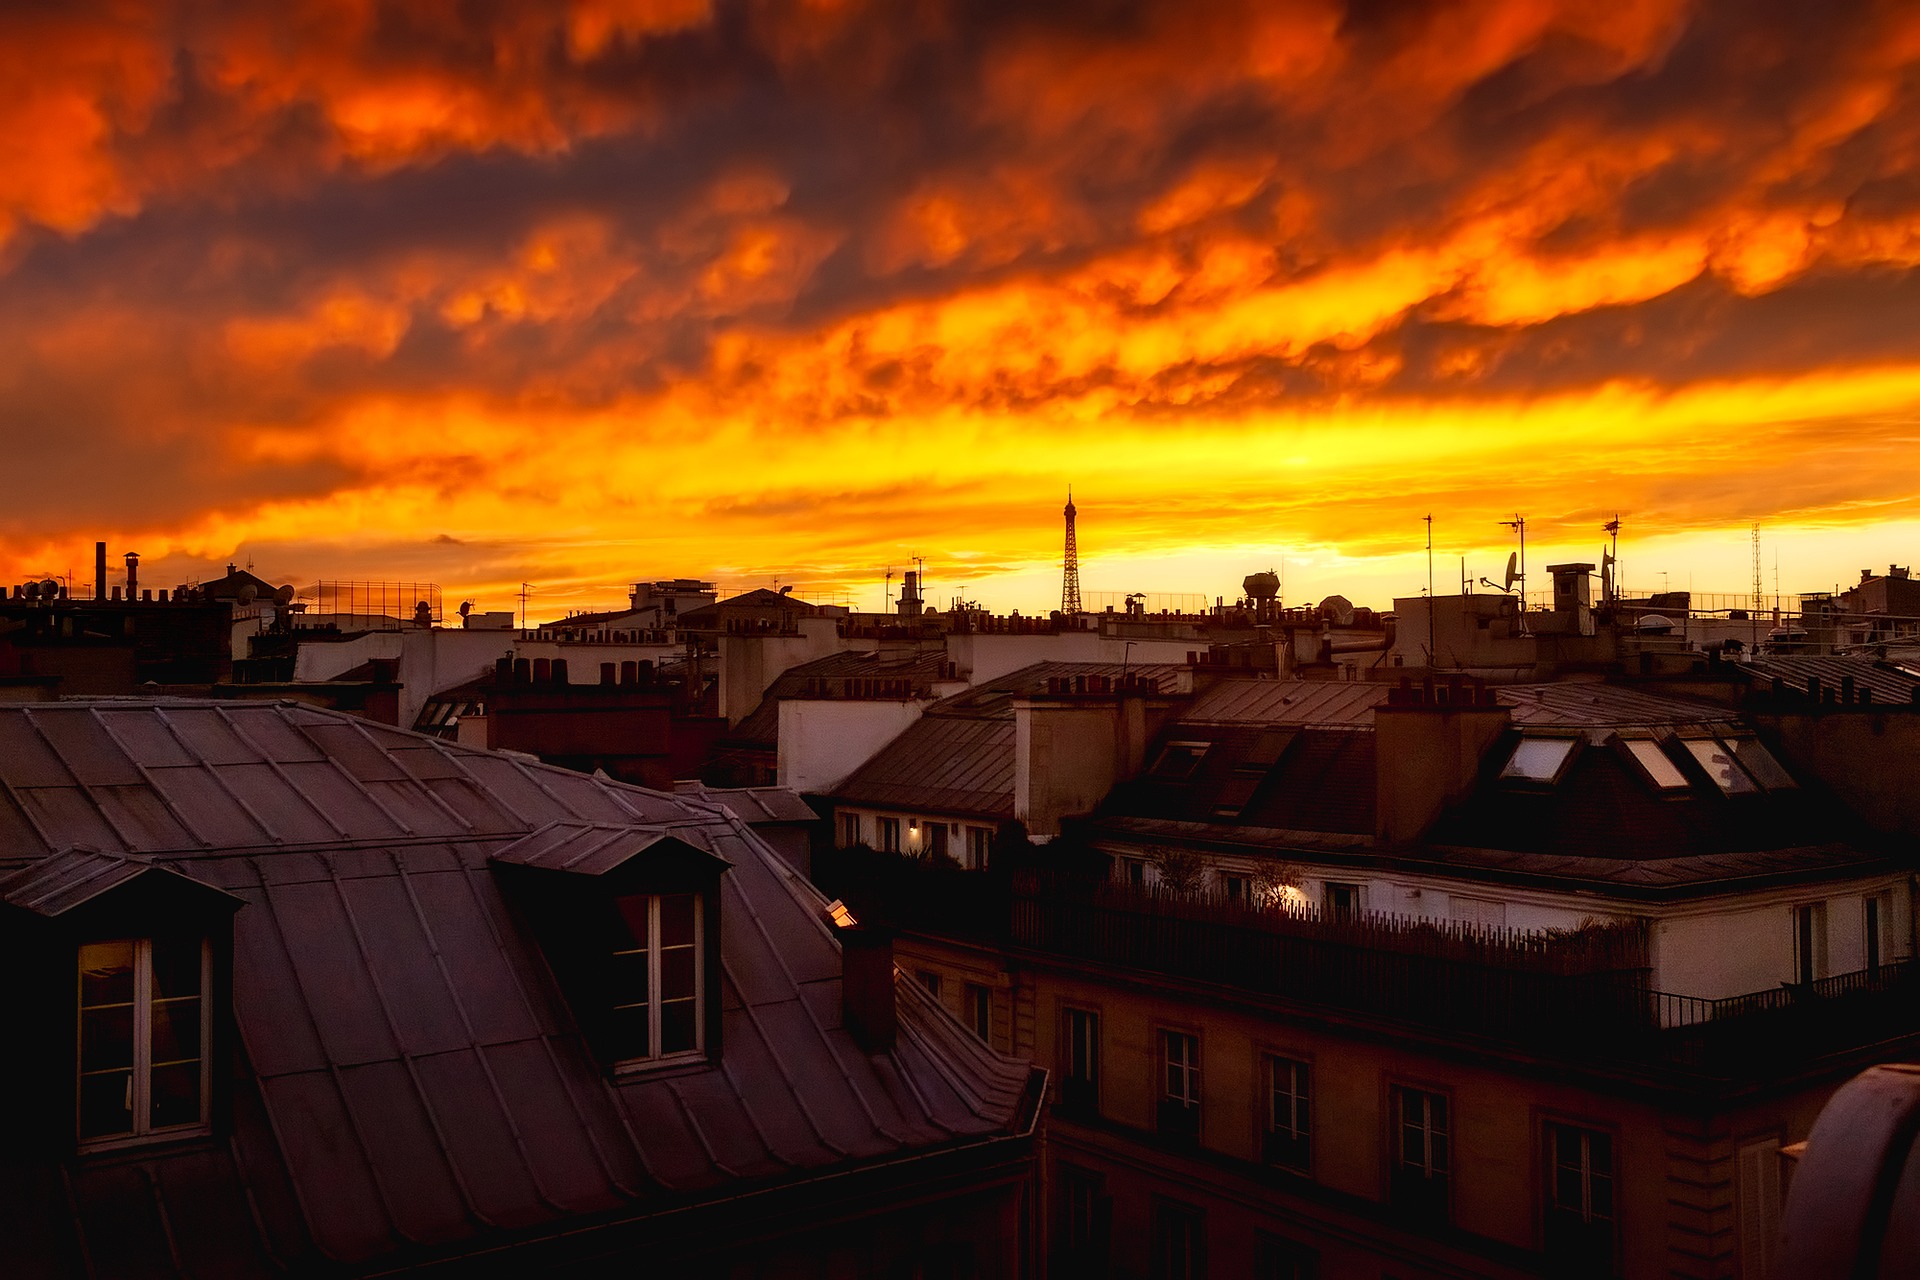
[1430,1132,1449,1172]
[608,949,649,1003]
[1555,1164,1583,1209]
[150,936,203,1000]
[660,998,697,1054]
[1727,738,1795,789]
[660,945,697,1000]
[1625,739,1688,790]
[1683,740,1758,794]
[1500,737,1575,782]
[150,997,202,1065]
[606,1004,649,1059]
[79,941,136,1008]
[79,1070,134,1139]
[612,896,651,948]
[659,894,698,948]
[80,1005,134,1074]
[1591,1171,1614,1220]
[150,1061,202,1128]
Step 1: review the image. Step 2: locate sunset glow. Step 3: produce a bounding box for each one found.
[6,0,1920,612]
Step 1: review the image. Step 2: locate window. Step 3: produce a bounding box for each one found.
[915,969,942,998]
[608,894,703,1065]
[1150,1198,1206,1280]
[1449,895,1506,928]
[1682,739,1759,795]
[1265,1055,1311,1172]
[927,821,949,861]
[837,812,860,847]
[1149,741,1210,780]
[1057,1167,1111,1273]
[1128,860,1147,889]
[1391,1087,1449,1222]
[965,983,991,1042]
[1622,739,1689,792]
[1499,736,1576,784]
[1726,738,1795,790]
[1223,875,1248,903]
[1254,1233,1318,1280]
[1323,882,1361,918]
[965,825,991,870]
[875,816,901,853]
[77,937,210,1145]
[1062,1007,1100,1113]
[1866,894,1889,970]
[1793,902,1827,984]
[1545,1123,1615,1275]
[1159,1030,1201,1138]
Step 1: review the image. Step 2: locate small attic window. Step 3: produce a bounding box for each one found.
[1725,738,1796,790]
[78,936,211,1146]
[1150,742,1210,780]
[1499,737,1577,785]
[605,894,704,1065]
[1621,739,1689,793]
[1681,740,1758,796]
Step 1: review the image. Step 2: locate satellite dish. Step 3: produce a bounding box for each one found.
[1502,553,1518,593]
[274,585,296,605]
[237,584,257,605]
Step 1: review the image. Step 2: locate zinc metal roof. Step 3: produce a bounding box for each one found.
[1741,654,1920,704]
[0,845,240,916]
[728,648,952,747]
[0,700,1034,1274]
[671,782,823,825]
[1179,677,1735,733]
[834,718,1016,820]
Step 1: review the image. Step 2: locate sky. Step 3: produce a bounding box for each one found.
[5,0,1920,618]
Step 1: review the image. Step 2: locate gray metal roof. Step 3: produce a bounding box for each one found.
[0,700,1034,1273]
[671,782,823,825]
[1741,654,1920,704]
[0,846,240,916]
[833,718,1016,820]
[1179,677,1735,733]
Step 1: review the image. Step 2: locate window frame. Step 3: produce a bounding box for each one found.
[1158,1028,1202,1139]
[837,811,860,848]
[607,892,706,1074]
[76,936,213,1151]
[1061,1005,1101,1114]
[875,815,901,853]
[1866,892,1889,970]
[1263,1052,1312,1173]
[1389,1083,1451,1222]
[1542,1119,1618,1276]
[964,981,991,1043]
[1149,1196,1206,1280]
[964,825,991,870]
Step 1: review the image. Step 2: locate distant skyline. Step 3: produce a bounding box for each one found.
[5,2,1920,616]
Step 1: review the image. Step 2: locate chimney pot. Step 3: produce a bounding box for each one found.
[840,926,897,1053]
[600,662,616,685]
[550,658,568,684]
[513,658,532,683]
[496,657,513,685]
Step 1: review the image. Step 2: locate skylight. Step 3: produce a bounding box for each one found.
[1726,738,1796,790]
[1623,740,1689,792]
[1499,737,1576,783]
[1150,741,1209,780]
[1681,740,1758,795]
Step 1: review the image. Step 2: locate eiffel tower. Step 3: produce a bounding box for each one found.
[1061,487,1082,616]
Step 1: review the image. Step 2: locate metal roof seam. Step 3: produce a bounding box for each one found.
[153,706,288,845]
[250,875,414,1250]
[269,709,424,838]
[343,717,475,834]
[391,848,638,1203]
[662,1078,749,1181]
[715,1056,802,1170]
[716,955,851,1160]
[318,847,518,1226]
[136,1162,188,1274]
[21,707,147,851]
[214,706,354,841]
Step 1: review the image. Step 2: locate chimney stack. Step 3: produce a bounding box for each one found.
[839,926,897,1053]
[95,542,107,600]
[124,552,139,597]
[1374,679,1510,845]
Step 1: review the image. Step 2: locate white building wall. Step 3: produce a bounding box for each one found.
[720,617,852,726]
[778,698,930,794]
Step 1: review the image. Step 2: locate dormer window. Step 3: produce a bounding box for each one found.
[489,821,729,1074]
[1680,739,1759,795]
[606,893,704,1065]
[1620,738,1689,793]
[78,936,210,1144]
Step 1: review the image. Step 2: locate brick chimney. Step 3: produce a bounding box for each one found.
[1013,676,1160,838]
[840,925,897,1053]
[1373,678,1510,845]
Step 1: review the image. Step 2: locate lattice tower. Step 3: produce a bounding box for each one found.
[1061,488,1082,615]
[1751,523,1763,615]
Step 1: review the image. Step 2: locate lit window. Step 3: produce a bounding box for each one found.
[1726,738,1795,790]
[1392,1086,1450,1222]
[1545,1123,1615,1274]
[78,937,210,1145]
[1622,739,1688,792]
[1265,1055,1311,1172]
[607,894,703,1066]
[1159,1030,1200,1138]
[1682,740,1758,795]
[1149,742,1210,780]
[1499,737,1577,784]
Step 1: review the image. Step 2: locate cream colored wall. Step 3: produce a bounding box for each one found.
[777,697,929,793]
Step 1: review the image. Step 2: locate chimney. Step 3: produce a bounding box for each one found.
[124,552,139,597]
[550,657,568,684]
[839,925,896,1053]
[94,542,107,600]
[1374,680,1510,845]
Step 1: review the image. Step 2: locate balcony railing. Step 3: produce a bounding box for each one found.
[815,849,1920,1078]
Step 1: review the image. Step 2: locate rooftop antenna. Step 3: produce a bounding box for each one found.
[1423,514,1435,662]
[884,565,894,614]
[1497,514,1528,633]
[1750,522,1764,616]
[1602,514,1621,605]
[1061,486,1082,616]
[518,582,532,631]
